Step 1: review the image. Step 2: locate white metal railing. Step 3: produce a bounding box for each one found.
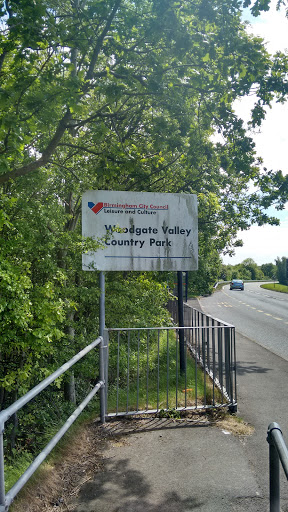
[267,423,288,512]
[0,336,107,512]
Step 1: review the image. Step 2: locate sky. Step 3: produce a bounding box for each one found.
[221,3,288,266]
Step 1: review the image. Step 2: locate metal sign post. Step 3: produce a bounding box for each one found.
[99,271,105,337]
[177,271,185,373]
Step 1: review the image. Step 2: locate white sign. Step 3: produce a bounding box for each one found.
[82,190,198,271]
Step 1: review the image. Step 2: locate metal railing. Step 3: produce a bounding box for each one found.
[105,305,237,417]
[0,300,237,508]
[0,336,107,512]
[168,299,237,411]
[267,423,288,512]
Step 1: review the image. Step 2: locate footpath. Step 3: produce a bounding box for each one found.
[68,303,288,512]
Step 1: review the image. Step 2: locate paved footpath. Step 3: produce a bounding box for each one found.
[69,330,288,511]
[234,331,288,508]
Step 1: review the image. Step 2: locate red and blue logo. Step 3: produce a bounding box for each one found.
[88,202,103,214]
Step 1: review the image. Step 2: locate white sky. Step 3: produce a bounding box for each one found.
[221,3,288,266]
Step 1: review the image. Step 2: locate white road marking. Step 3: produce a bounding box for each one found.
[221,288,288,324]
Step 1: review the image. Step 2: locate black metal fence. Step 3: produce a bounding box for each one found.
[168,298,237,411]
[105,301,237,417]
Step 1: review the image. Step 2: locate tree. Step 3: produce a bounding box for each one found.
[239,258,258,280]
[0,0,288,200]
[1,0,288,405]
[276,256,288,285]
[261,262,277,279]
[220,259,270,282]
[243,0,288,17]
[1,0,288,310]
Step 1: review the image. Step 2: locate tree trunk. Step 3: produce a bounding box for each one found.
[64,372,76,404]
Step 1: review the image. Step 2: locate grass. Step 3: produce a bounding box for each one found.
[207,409,254,437]
[4,452,34,492]
[107,330,222,414]
[261,283,288,293]
[8,414,101,512]
[4,407,99,493]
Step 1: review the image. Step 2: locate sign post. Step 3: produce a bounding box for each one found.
[177,271,185,372]
[99,271,105,337]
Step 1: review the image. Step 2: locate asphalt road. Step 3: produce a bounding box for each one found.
[199,282,288,361]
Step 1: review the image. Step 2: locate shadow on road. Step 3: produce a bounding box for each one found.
[99,416,210,437]
[73,456,204,512]
[236,361,272,375]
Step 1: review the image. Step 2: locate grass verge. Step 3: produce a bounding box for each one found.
[261,283,288,293]
[9,414,104,512]
[4,406,100,493]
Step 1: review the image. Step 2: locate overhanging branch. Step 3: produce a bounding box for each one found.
[0,110,71,185]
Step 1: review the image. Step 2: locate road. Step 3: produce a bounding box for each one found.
[198,282,288,361]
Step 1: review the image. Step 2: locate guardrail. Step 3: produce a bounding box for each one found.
[267,423,288,512]
[0,336,107,512]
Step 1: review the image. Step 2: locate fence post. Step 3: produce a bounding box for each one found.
[0,420,6,512]
[218,324,223,391]
[206,316,210,372]
[230,328,237,412]
[224,327,231,400]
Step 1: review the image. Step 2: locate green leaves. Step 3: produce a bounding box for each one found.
[106,272,171,328]
[1,0,288,400]
[243,0,288,17]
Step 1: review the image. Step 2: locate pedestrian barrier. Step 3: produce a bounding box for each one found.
[105,302,237,417]
[267,422,288,512]
[0,336,106,512]
[168,299,237,410]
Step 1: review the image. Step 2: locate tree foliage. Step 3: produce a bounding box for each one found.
[276,256,288,285]
[1,0,288,450]
[220,258,266,281]
[261,262,277,279]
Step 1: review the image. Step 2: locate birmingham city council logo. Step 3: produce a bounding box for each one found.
[88,202,103,214]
